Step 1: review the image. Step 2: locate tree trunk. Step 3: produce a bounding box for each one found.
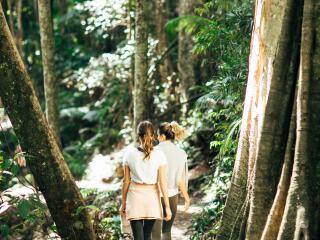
[133,0,149,137]
[58,0,67,35]
[33,0,38,20]
[261,94,296,240]
[177,0,201,112]
[217,0,320,239]
[38,0,61,146]
[15,0,23,55]
[0,4,95,239]
[5,0,23,55]
[58,0,67,15]
[127,0,134,124]
[156,0,170,84]
[6,0,14,34]
[278,0,315,239]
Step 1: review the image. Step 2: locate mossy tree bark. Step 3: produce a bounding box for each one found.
[133,0,149,137]
[38,0,61,146]
[0,4,95,239]
[217,0,320,239]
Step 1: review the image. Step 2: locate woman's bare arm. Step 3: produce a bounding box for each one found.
[178,172,190,211]
[120,165,131,216]
[158,165,172,221]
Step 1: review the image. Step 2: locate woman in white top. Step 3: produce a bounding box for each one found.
[152,121,190,240]
[120,121,172,240]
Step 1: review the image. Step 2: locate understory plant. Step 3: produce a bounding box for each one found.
[178,0,253,239]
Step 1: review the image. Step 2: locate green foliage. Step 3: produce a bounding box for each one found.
[0,152,19,190]
[79,189,122,239]
[0,193,55,238]
[183,0,253,238]
[76,204,100,215]
[1,0,255,238]
[166,15,210,41]
[63,141,89,179]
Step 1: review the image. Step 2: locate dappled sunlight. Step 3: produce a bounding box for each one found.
[77,151,124,191]
[0,0,254,238]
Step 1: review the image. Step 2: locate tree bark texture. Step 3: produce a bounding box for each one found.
[133,0,149,136]
[156,0,170,84]
[38,0,61,146]
[0,4,95,239]
[178,0,198,108]
[217,0,320,239]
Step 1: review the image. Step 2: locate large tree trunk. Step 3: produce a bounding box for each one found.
[217,0,320,239]
[38,0,61,146]
[133,0,149,136]
[0,4,95,239]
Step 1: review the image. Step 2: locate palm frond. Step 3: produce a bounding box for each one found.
[218,118,242,157]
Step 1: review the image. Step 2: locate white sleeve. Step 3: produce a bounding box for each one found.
[122,150,130,166]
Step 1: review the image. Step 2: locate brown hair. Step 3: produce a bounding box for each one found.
[137,121,154,160]
[158,121,186,141]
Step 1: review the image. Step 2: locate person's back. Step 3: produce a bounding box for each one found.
[120,121,172,240]
[124,145,168,185]
[152,121,190,240]
[156,141,187,197]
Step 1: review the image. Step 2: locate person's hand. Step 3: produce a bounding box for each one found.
[184,198,191,211]
[164,207,172,221]
[119,204,126,217]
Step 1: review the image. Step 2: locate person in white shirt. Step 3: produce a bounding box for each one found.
[120,121,172,240]
[152,121,190,240]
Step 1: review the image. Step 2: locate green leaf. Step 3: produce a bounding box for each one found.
[0,224,10,238]
[76,205,100,215]
[17,199,31,219]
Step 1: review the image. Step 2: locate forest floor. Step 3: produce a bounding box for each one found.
[78,148,206,239]
[172,197,203,240]
[2,148,206,239]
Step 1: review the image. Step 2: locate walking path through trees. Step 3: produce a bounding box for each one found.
[78,148,207,239]
[172,198,203,240]
[1,145,206,239]
[78,149,205,239]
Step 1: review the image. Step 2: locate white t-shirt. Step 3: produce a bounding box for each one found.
[123,146,167,184]
[156,141,188,197]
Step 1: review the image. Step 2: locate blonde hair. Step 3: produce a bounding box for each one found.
[170,121,186,140]
[158,121,186,141]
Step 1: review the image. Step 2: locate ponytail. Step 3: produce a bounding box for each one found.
[137,121,154,160]
[158,121,186,141]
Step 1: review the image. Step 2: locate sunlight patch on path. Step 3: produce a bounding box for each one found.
[171,201,203,240]
[77,151,123,191]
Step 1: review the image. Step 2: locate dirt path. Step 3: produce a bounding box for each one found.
[171,197,203,240]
